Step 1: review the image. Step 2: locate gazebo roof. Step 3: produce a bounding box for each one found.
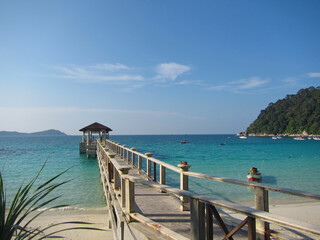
[79,122,112,132]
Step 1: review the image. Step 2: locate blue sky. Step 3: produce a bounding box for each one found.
[0,1,319,135]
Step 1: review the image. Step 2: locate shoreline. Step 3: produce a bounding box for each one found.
[237,132,320,137]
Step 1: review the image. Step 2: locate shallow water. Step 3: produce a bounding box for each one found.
[0,135,319,208]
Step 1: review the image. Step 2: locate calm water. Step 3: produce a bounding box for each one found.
[1,135,319,208]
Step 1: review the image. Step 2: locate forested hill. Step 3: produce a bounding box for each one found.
[246,86,320,135]
[0,129,67,136]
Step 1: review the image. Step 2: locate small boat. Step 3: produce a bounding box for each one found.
[247,167,262,182]
[293,137,305,141]
[272,136,277,139]
[219,142,226,146]
[277,136,282,139]
[239,136,247,139]
[181,140,189,144]
[313,136,320,141]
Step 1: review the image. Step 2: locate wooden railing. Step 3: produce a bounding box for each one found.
[98,139,320,240]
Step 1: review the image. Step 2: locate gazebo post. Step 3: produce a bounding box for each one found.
[82,132,85,143]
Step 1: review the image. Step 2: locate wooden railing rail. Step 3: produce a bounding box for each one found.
[103,139,320,239]
[105,139,320,200]
[96,144,126,240]
[121,174,320,237]
[185,171,320,200]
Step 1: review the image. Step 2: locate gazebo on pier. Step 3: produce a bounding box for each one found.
[79,122,112,158]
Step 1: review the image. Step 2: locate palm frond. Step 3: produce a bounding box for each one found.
[0,161,105,239]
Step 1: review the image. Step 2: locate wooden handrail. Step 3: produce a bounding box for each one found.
[105,139,320,200]
[185,171,320,200]
[121,174,320,236]
[100,139,320,239]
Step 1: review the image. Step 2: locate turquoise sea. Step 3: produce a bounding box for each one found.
[1,135,319,209]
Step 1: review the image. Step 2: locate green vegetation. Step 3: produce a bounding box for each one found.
[247,86,320,135]
[0,161,101,239]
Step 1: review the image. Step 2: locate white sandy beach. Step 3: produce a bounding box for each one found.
[25,208,114,240]
[270,201,320,226]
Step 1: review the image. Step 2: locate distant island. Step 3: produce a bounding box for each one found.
[242,86,320,136]
[0,129,67,137]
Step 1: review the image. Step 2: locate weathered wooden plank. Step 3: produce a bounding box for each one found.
[223,217,248,240]
[247,217,256,240]
[130,213,189,240]
[190,198,205,240]
[210,205,233,240]
[123,175,320,236]
[126,179,135,215]
[206,204,213,240]
[185,171,320,200]
[254,186,269,240]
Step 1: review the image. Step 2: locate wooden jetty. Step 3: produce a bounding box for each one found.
[79,122,112,158]
[79,124,320,240]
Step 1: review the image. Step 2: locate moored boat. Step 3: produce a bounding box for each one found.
[293,137,305,140]
[247,167,262,182]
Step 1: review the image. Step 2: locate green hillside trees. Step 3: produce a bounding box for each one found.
[246,86,320,135]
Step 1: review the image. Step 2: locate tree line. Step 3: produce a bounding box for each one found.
[247,86,320,135]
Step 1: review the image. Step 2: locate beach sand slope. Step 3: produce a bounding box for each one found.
[24,209,114,240]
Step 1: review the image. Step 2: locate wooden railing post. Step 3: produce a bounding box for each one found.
[190,198,205,240]
[122,145,127,159]
[127,149,130,162]
[206,204,213,240]
[117,143,120,155]
[126,179,135,215]
[121,177,126,209]
[159,165,166,193]
[178,161,191,211]
[138,155,142,171]
[254,186,269,240]
[248,217,257,240]
[153,162,157,182]
[107,153,115,184]
[131,148,136,166]
[145,153,153,179]
[119,168,130,211]
[114,169,120,190]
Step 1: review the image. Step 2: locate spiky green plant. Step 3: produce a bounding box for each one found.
[0,161,103,239]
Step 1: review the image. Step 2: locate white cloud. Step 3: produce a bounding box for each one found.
[52,64,144,84]
[208,85,229,91]
[283,77,298,83]
[208,77,269,92]
[91,63,131,71]
[155,62,190,80]
[175,80,203,85]
[307,72,320,78]
[236,77,269,89]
